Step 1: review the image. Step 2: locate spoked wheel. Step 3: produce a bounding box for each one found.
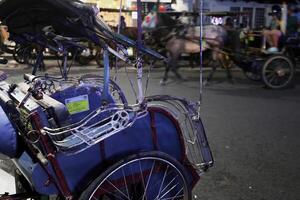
[75,49,94,66]
[79,151,191,200]
[26,48,38,67]
[13,44,32,64]
[244,70,262,82]
[76,54,93,66]
[262,55,295,89]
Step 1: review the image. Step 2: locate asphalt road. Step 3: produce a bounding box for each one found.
[0,61,299,200]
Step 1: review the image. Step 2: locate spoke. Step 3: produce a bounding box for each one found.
[158,175,179,197]
[267,64,276,71]
[159,183,181,199]
[129,164,137,197]
[274,76,280,86]
[122,168,131,200]
[155,165,170,200]
[268,74,276,84]
[106,179,131,200]
[139,160,146,198]
[95,186,124,200]
[266,72,275,79]
[142,167,173,200]
[141,160,156,200]
[264,69,274,73]
[170,188,184,200]
[161,194,184,200]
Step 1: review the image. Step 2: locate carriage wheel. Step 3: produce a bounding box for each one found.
[26,48,38,67]
[13,44,31,64]
[75,49,94,66]
[79,151,191,200]
[262,55,294,89]
[76,55,93,66]
[243,71,262,82]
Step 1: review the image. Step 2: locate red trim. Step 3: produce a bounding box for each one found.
[147,107,200,188]
[149,110,158,150]
[30,112,72,198]
[17,125,61,192]
[148,107,186,161]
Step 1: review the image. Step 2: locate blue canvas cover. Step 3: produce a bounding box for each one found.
[15,84,198,195]
[19,109,198,195]
[18,109,197,195]
[0,106,17,158]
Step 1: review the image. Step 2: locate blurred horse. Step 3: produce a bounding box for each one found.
[142,12,228,85]
[111,26,138,40]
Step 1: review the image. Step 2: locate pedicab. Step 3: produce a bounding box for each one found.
[0,0,213,199]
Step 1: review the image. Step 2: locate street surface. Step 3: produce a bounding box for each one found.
[0,60,300,200]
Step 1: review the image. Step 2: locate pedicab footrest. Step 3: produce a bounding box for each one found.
[43,106,137,154]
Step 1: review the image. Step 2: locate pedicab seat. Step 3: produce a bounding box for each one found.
[0,106,18,158]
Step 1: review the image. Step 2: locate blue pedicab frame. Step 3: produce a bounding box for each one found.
[0,0,213,199]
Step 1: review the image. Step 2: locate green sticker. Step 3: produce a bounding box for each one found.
[65,95,89,115]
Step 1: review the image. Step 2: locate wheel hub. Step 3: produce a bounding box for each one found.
[276,69,286,77]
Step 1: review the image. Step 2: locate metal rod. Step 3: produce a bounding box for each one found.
[117,0,123,34]
[102,46,110,102]
[32,48,44,76]
[198,0,204,110]
[63,52,68,80]
[136,0,144,103]
[114,0,123,81]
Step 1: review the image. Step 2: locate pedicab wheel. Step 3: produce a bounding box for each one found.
[243,70,262,81]
[262,55,295,89]
[79,151,192,200]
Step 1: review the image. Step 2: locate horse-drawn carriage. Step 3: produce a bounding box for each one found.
[143,10,296,89]
[225,30,296,89]
[205,10,297,89]
[0,0,212,199]
[218,10,296,89]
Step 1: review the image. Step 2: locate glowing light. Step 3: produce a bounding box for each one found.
[211,17,223,25]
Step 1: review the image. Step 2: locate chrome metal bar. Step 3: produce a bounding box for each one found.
[102,46,110,102]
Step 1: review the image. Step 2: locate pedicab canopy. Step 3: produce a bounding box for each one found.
[0,0,96,36]
[0,0,136,50]
[0,0,164,59]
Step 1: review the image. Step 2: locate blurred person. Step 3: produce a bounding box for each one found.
[179,12,190,25]
[286,4,298,36]
[142,6,157,29]
[120,16,126,30]
[295,5,300,31]
[263,5,282,53]
[224,17,234,29]
[0,24,9,44]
